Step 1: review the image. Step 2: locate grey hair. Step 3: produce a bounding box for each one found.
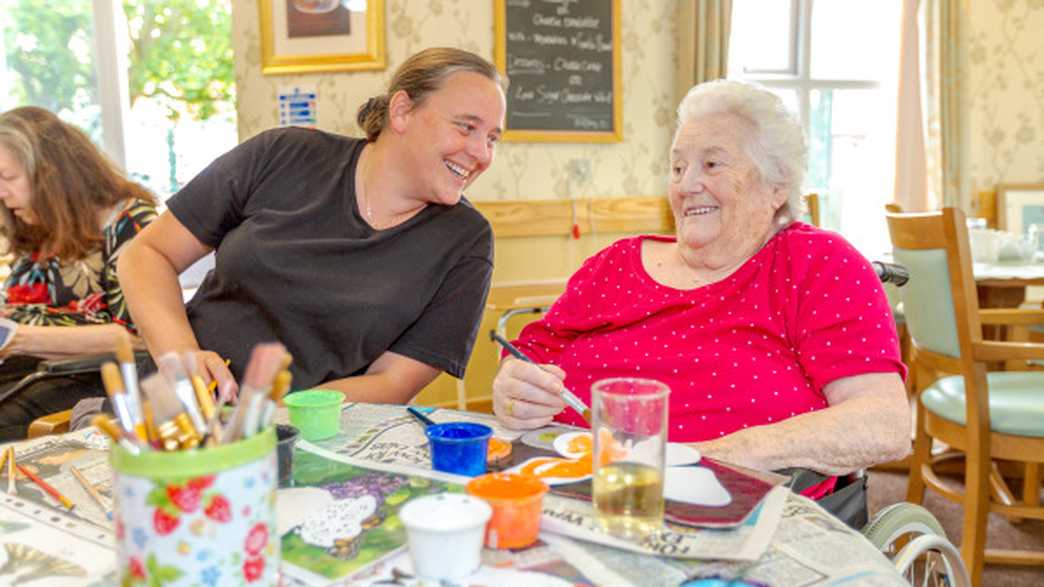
[0,122,35,177]
[675,79,807,223]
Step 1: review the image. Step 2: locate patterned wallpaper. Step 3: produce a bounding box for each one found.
[229,0,680,202]
[963,0,1044,198]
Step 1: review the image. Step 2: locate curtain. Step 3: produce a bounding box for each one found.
[921,0,962,209]
[893,0,930,212]
[674,0,733,104]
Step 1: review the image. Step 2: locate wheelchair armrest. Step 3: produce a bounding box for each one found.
[37,350,150,376]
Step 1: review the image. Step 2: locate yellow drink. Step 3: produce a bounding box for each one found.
[592,461,664,539]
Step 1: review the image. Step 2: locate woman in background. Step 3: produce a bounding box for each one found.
[0,106,157,439]
[119,47,505,403]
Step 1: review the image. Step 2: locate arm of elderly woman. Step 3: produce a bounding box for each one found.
[0,323,143,361]
[691,372,910,476]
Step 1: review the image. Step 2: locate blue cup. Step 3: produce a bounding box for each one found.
[426,422,493,477]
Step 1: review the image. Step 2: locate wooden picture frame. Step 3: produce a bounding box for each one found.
[493,0,622,142]
[259,0,385,75]
[996,183,1044,236]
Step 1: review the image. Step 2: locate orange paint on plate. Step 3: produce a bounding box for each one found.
[467,473,549,549]
[486,437,512,468]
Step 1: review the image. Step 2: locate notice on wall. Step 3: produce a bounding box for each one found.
[278,86,318,127]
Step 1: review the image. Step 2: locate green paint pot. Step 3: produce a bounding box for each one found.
[283,389,343,441]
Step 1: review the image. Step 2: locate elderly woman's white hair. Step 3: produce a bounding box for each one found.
[676,79,807,223]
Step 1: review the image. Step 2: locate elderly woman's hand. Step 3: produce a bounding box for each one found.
[492,357,569,430]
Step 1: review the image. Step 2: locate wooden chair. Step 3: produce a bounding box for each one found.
[886,208,1044,584]
[802,193,821,227]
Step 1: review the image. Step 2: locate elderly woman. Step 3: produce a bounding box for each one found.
[0,106,156,439]
[492,80,910,478]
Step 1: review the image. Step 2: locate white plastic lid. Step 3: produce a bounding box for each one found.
[399,493,492,533]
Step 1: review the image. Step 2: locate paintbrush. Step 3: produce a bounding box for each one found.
[140,373,199,451]
[100,362,137,436]
[156,353,207,437]
[4,447,14,494]
[260,370,292,430]
[92,415,147,456]
[489,332,591,423]
[223,343,287,442]
[114,331,145,439]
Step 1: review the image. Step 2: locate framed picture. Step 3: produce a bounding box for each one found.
[259,0,385,75]
[997,183,1044,238]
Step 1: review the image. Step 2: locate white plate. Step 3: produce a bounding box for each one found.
[552,431,592,459]
[666,443,701,467]
[664,466,731,506]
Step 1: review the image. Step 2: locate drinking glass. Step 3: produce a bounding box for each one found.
[1028,223,1044,257]
[591,377,670,539]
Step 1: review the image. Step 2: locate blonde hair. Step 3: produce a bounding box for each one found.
[356,47,507,141]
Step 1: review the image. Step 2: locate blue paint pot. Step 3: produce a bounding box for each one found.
[426,422,493,477]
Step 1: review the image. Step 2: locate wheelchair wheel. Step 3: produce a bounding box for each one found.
[862,502,946,550]
[863,503,970,587]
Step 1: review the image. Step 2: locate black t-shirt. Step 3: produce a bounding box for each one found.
[167,127,493,389]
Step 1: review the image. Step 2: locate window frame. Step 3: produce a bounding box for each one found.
[90,0,132,169]
[734,0,881,131]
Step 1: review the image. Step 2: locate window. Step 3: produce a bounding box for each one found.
[0,0,237,199]
[728,0,902,256]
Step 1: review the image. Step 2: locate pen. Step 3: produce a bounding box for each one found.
[489,331,591,423]
[16,463,74,510]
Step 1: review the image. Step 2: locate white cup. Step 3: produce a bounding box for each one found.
[399,493,491,580]
[968,228,999,263]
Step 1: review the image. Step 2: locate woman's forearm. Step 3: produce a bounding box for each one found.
[693,392,911,475]
[314,373,423,405]
[4,323,137,360]
[117,240,202,359]
[313,352,441,405]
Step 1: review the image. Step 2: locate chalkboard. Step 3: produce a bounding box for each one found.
[494,0,622,142]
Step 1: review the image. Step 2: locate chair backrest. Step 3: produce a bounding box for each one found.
[885,208,982,369]
[802,193,821,227]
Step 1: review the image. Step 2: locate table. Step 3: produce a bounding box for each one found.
[974,260,1044,308]
[0,404,908,586]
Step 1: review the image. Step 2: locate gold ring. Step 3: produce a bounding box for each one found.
[506,398,515,418]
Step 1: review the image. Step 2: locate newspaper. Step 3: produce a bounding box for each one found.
[0,405,908,586]
[1,428,113,529]
[541,486,786,561]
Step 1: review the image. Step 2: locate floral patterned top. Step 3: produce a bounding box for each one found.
[1,198,157,331]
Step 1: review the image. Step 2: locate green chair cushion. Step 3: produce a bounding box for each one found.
[922,372,1044,437]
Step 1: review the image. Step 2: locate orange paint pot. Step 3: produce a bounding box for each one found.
[465,472,548,550]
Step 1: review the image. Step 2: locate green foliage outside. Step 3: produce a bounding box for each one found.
[1,0,234,122]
